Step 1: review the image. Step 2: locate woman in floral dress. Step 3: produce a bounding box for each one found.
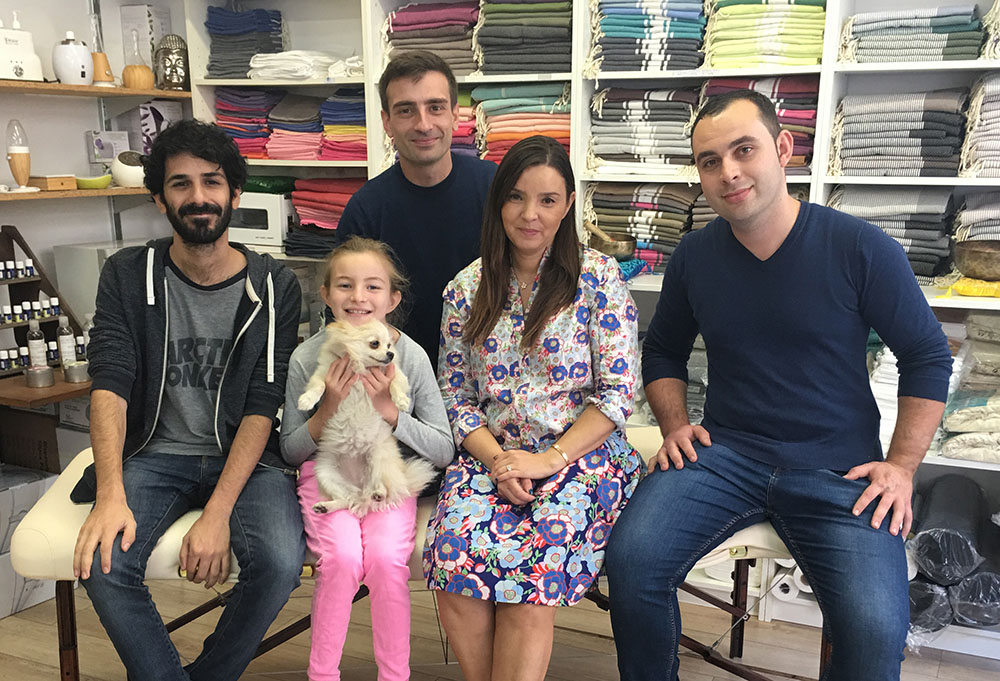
[424,135,642,681]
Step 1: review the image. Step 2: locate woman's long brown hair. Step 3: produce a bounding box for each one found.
[464,136,580,350]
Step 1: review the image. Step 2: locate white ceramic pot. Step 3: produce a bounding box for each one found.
[52,32,92,86]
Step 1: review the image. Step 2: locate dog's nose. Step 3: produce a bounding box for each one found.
[386,351,394,362]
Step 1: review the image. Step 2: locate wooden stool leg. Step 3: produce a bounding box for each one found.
[820,630,833,678]
[55,580,79,681]
[729,559,751,659]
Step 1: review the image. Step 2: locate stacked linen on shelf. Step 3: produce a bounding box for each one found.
[472,83,571,163]
[584,182,701,271]
[320,87,367,161]
[266,94,325,161]
[386,2,480,77]
[588,86,699,177]
[827,186,954,279]
[838,4,984,64]
[829,88,969,177]
[214,87,283,159]
[702,75,819,176]
[475,1,573,75]
[290,177,366,231]
[248,50,363,80]
[452,91,479,158]
[954,191,1000,244]
[584,0,705,74]
[690,192,718,231]
[703,0,825,69]
[961,72,1000,177]
[939,314,1000,465]
[205,6,284,79]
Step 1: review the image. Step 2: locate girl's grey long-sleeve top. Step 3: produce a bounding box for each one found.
[280,328,456,468]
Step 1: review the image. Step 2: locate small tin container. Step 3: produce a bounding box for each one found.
[64,360,91,383]
[25,365,55,388]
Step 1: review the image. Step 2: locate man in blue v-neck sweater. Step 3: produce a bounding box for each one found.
[607,91,952,681]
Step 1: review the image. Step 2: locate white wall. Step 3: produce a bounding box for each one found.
[0,0,184,275]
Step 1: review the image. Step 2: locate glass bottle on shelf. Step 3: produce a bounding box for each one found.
[26,319,46,367]
[57,316,76,368]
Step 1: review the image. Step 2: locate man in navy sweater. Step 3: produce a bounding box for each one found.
[606,91,952,680]
[337,51,496,369]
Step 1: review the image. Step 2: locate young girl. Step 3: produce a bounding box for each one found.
[281,236,455,681]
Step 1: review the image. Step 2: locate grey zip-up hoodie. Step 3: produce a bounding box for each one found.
[70,237,302,503]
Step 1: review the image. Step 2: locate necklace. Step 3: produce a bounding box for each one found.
[517,278,529,290]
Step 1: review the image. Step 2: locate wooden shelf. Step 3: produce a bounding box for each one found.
[456,73,573,83]
[834,60,1000,74]
[0,276,41,286]
[0,79,190,99]
[922,455,1000,473]
[0,317,60,331]
[826,176,1000,187]
[0,187,148,202]
[0,369,90,409]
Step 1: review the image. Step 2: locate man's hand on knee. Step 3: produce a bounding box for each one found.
[179,512,232,589]
[650,425,712,472]
[73,498,137,580]
[844,461,914,537]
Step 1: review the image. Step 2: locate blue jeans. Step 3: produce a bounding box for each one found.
[81,453,305,681]
[605,442,908,681]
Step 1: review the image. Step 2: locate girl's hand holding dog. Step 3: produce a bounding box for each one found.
[317,356,357,416]
[361,364,399,428]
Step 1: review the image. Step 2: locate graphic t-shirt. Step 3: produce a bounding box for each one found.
[142,257,245,457]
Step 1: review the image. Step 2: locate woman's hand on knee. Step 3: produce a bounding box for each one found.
[650,425,711,472]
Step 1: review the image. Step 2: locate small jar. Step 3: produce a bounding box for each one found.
[12,305,23,322]
[40,299,51,317]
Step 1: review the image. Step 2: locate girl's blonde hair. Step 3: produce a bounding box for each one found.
[322,236,411,326]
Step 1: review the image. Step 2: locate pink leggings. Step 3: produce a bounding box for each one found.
[297,460,417,681]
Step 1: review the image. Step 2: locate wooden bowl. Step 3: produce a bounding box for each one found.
[955,240,1000,281]
[588,229,636,261]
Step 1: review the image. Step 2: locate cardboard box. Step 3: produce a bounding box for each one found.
[0,551,56,618]
[0,465,56,555]
[55,427,91,472]
[26,175,75,191]
[120,4,172,69]
[58,396,91,432]
[85,130,131,164]
[0,410,60,474]
[113,99,184,155]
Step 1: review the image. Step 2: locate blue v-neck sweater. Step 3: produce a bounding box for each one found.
[642,201,952,471]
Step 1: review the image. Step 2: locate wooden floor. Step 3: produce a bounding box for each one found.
[2,579,999,681]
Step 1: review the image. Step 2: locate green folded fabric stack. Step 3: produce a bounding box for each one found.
[840,4,984,63]
[704,0,826,68]
[476,1,572,74]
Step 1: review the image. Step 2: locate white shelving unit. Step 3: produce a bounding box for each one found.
[174,0,1000,659]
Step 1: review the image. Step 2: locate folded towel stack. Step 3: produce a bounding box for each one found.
[472,83,570,163]
[703,75,819,176]
[690,192,718,232]
[453,90,479,158]
[320,87,367,161]
[961,72,1000,177]
[954,191,1000,244]
[248,50,362,80]
[205,6,284,79]
[830,88,969,177]
[266,94,326,161]
[704,0,825,69]
[585,0,705,75]
[839,4,984,64]
[290,177,367,232]
[214,87,284,159]
[475,1,573,75]
[588,86,699,176]
[387,2,480,77]
[585,182,701,272]
[828,186,954,278]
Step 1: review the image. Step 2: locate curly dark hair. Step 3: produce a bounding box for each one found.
[142,119,248,198]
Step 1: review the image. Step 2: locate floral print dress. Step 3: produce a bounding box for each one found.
[423,248,642,606]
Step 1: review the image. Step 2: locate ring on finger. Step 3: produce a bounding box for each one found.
[506,464,512,472]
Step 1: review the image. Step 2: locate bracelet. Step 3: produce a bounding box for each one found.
[551,442,570,466]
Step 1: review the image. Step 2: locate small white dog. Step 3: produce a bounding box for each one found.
[298,319,436,515]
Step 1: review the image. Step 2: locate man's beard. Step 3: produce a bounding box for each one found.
[165,200,233,245]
